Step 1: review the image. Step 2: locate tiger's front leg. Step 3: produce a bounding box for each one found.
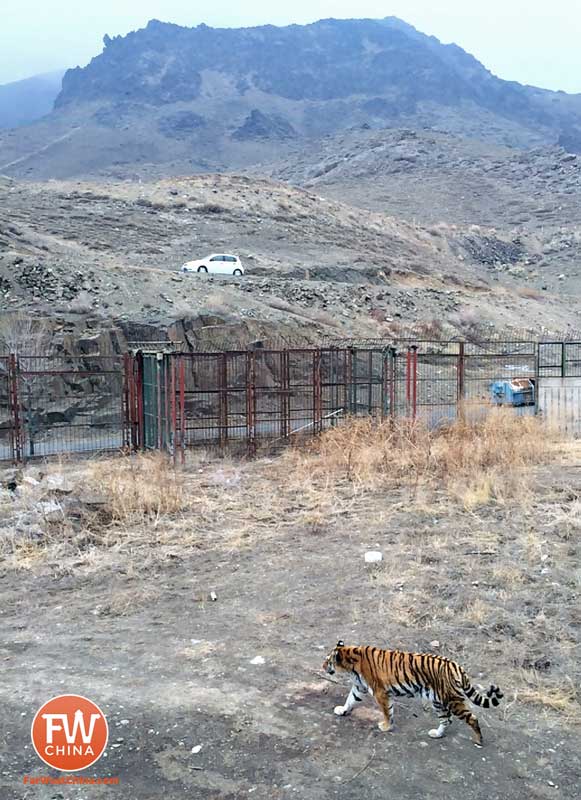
[334,685,366,717]
[374,688,395,732]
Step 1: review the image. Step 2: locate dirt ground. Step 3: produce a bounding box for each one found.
[1,439,580,799]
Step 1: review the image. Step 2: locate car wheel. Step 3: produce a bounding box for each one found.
[197,266,208,273]
[233,268,243,276]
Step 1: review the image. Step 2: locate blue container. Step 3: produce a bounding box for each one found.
[490,378,535,407]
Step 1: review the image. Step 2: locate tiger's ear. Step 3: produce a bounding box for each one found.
[336,640,344,648]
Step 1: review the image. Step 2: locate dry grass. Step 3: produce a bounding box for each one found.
[87,453,192,524]
[0,409,557,575]
[95,585,161,617]
[517,673,579,717]
[284,409,556,507]
[0,312,52,355]
[1,415,580,736]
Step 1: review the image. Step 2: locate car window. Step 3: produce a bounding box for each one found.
[227,256,237,262]
[209,256,222,262]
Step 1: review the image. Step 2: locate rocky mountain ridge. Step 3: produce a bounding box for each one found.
[2,17,581,180]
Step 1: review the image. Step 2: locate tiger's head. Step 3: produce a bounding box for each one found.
[322,640,346,675]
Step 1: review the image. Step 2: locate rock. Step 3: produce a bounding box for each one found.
[250,656,265,665]
[233,110,297,141]
[45,474,73,494]
[364,551,383,563]
[1,468,23,490]
[36,499,63,522]
[191,745,202,754]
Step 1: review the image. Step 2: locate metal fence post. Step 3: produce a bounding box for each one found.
[405,347,411,417]
[457,341,465,419]
[8,354,23,464]
[246,351,256,454]
[122,353,132,450]
[313,349,322,434]
[170,356,177,464]
[179,357,186,462]
[381,350,389,419]
[367,350,373,415]
[346,348,354,415]
[411,345,418,421]
[281,349,290,439]
[136,351,144,450]
[389,347,397,420]
[219,353,228,448]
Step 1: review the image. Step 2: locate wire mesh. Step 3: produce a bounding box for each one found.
[11,355,126,459]
[3,338,581,462]
[0,357,15,462]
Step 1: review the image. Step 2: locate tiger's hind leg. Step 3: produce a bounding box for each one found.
[374,688,395,732]
[448,698,483,746]
[428,700,452,740]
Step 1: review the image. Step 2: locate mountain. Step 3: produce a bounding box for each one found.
[0,70,64,128]
[1,17,581,179]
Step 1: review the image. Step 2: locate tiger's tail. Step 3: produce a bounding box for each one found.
[460,671,503,708]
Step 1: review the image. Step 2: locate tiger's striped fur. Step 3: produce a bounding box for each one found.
[323,641,503,746]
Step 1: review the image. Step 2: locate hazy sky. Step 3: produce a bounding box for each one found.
[1,0,581,93]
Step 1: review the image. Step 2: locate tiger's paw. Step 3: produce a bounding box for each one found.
[334,706,347,716]
[378,721,393,732]
[428,728,445,739]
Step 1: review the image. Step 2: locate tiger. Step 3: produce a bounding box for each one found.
[322,641,503,746]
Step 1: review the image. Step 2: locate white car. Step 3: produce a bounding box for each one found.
[180,253,244,276]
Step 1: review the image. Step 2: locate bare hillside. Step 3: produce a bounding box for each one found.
[1,173,580,342]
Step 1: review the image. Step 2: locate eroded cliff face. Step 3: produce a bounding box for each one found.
[3,17,581,182]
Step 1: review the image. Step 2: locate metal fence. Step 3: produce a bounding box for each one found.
[0,355,128,461]
[1,338,581,463]
[141,341,542,458]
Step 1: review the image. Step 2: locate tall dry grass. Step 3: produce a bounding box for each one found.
[87,453,192,523]
[285,409,556,507]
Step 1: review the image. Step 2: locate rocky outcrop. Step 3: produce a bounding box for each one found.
[233,110,296,141]
[52,17,577,148]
